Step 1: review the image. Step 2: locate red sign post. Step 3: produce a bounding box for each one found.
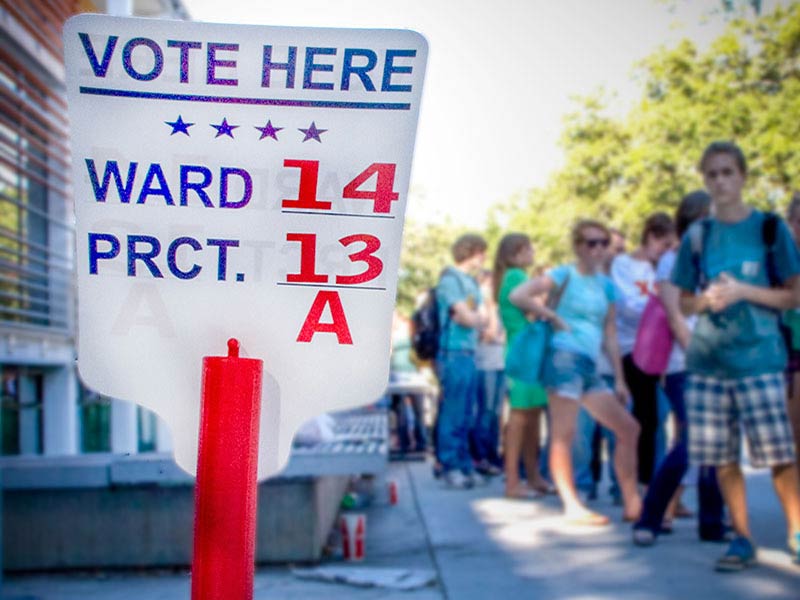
[192,339,262,600]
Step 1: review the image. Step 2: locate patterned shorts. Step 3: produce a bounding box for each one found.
[686,372,797,468]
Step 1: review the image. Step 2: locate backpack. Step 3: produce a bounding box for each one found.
[410,269,466,360]
[410,288,441,360]
[689,211,780,290]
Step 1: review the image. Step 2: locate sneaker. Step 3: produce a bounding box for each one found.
[476,460,502,477]
[443,470,472,489]
[632,527,656,547]
[466,471,489,487]
[715,536,756,572]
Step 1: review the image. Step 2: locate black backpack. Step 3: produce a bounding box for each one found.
[410,287,441,360]
[410,269,466,360]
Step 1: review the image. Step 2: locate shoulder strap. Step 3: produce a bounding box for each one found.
[762,211,779,246]
[762,211,780,287]
[547,267,571,310]
[688,218,712,290]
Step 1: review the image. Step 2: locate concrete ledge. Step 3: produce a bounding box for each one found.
[3,475,350,570]
[2,411,387,570]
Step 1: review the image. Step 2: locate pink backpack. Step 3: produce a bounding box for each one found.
[632,294,674,375]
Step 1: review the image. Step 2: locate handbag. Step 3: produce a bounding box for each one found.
[632,294,674,375]
[504,272,570,384]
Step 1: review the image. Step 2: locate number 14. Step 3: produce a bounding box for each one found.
[282,160,399,214]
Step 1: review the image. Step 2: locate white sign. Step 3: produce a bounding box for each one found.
[64,15,427,478]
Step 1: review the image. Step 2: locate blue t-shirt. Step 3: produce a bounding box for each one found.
[548,264,616,362]
[671,209,800,377]
[436,267,482,352]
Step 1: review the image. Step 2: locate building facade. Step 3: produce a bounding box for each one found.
[0,0,188,462]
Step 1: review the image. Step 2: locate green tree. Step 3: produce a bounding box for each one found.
[493,4,800,261]
[395,218,466,317]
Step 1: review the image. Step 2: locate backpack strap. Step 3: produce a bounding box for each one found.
[688,218,712,291]
[439,267,469,352]
[762,211,780,288]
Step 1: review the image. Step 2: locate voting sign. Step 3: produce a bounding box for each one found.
[64,15,427,478]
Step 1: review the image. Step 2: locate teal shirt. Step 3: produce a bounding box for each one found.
[671,209,800,377]
[548,264,616,362]
[436,267,482,352]
[499,268,529,340]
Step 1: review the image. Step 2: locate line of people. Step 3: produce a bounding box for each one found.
[426,141,800,572]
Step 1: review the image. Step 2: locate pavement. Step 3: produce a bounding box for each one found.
[4,460,800,599]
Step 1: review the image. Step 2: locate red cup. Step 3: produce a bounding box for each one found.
[340,513,366,561]
[388,479,399,505]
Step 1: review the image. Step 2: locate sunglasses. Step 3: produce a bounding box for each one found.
[582,238,610,249]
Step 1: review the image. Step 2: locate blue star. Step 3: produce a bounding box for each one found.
[298,121,327,143]
[165,115,194,136]
[255,120,283,141]
[210,118,239,138]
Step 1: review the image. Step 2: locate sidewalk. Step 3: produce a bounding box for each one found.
[5,461,799,599]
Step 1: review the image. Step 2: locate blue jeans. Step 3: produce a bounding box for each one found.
[470,369,505,464]
[391,393,427,452]
[636,372,725,537]
[436,350,478,473]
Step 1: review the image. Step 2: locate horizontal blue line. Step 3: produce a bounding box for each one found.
[79,87,411,111]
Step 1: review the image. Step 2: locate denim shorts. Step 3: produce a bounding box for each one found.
[543,348,610,401]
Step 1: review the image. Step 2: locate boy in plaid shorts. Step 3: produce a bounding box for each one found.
[672,141,800,571]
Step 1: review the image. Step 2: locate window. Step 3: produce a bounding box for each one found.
[79,383,111,453]
[0,41,73,334]
[1,364,44,455]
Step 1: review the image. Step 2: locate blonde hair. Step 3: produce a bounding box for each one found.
[571,219,610,250]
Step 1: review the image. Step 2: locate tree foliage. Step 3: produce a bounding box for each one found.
[491,4,800,266]
[395,218,466,317]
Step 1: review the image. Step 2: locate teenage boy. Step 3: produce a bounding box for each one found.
[672,141,800,571]
[435,233,488,489]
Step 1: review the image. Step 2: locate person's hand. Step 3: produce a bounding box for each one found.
[548,312,570,332]
[705,273,744,312]
[614,380,630,405]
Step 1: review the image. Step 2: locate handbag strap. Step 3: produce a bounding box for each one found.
[546,269,571,311]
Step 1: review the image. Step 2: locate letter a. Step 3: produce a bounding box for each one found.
[296,291,353,344]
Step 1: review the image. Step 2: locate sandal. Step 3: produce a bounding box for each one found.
[530,481,557,495]
[505,487,542,500]
[565,511,610,527]
[622,513,641,523]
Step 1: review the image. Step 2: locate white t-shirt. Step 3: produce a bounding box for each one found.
[611,253,657,356]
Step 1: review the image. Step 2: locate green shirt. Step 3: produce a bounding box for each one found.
[499,268,529,341]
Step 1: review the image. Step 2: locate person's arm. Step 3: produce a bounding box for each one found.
[679,290,708,316]
[602,305,629,403]
[705,272,800,312]
[479,297,503,343]
[508,275,568,330]
[450,300,487,330]
[659,281,691,348]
